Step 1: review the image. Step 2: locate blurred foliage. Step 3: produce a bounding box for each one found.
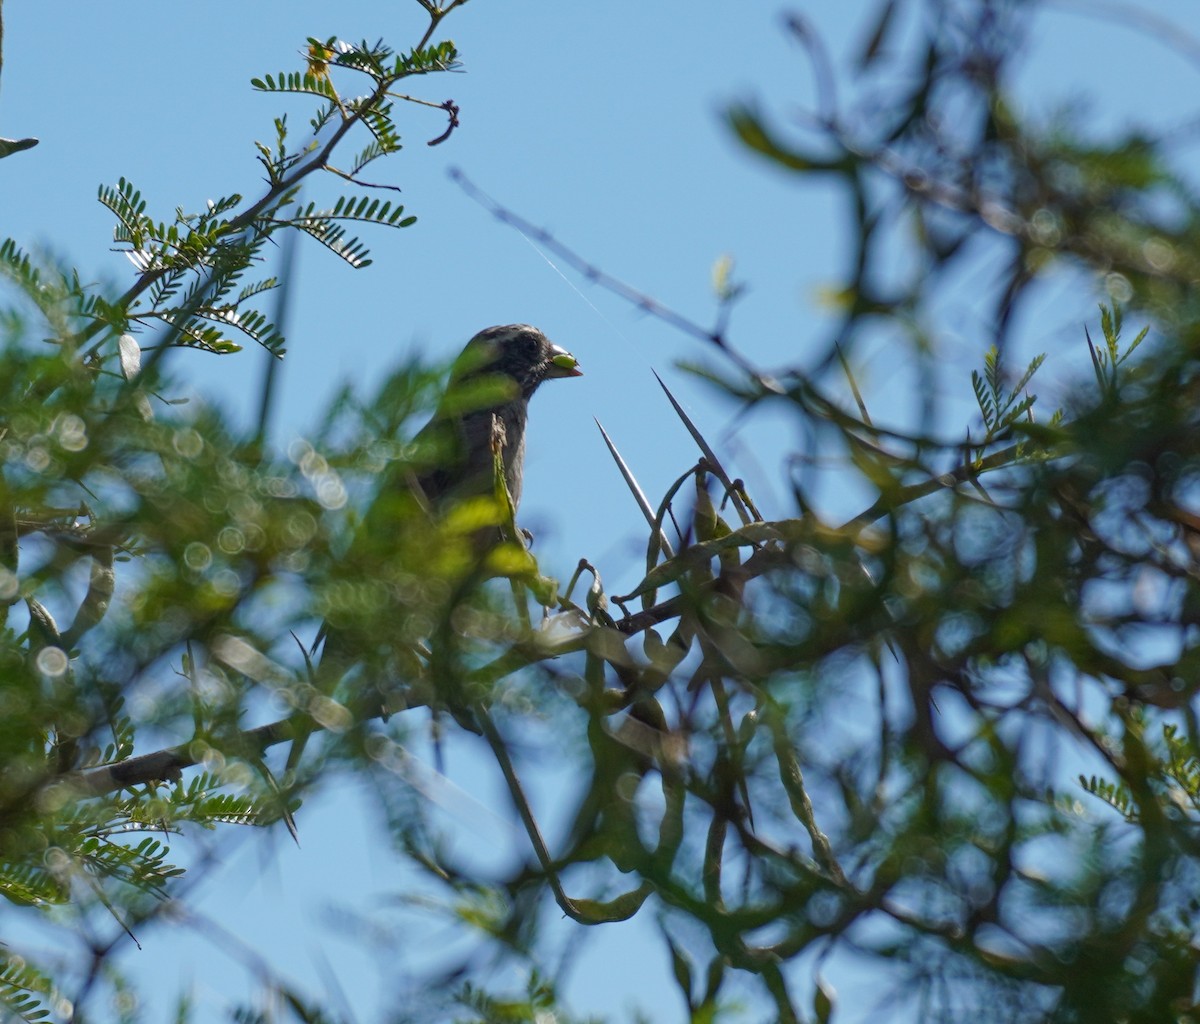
[1,1,1200,1023]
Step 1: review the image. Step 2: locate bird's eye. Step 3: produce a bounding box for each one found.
[516,332,541,360]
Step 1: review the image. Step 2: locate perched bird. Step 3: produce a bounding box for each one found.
[407,323,583,511]
[287,325,582,796]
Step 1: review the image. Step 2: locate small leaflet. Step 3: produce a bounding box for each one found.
[117,333,142,380]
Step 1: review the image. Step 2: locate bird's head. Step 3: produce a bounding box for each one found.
[456,324,582,400]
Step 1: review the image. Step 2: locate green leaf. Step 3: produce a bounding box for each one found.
[250,71,337,100]
[728,103,851,175]
[0,137,39,159]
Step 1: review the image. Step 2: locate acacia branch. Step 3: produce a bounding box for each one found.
[80,6,461,351]
[69,430,1039,800]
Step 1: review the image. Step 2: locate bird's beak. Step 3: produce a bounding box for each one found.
[545,343,583,379]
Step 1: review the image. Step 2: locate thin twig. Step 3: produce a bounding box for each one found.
[449,168,770,384]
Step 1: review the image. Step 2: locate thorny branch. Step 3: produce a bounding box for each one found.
[450,168,770,385]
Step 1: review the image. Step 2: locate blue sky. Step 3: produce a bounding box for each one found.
[3,1,1199,1020]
